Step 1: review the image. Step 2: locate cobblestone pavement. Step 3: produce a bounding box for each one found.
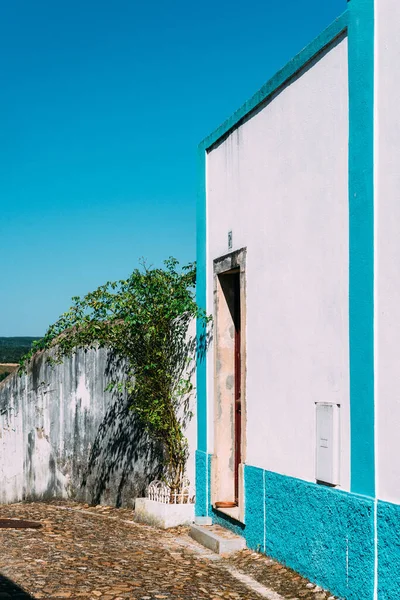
[0,502,338,600]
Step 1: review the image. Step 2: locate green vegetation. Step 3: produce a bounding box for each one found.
[20,258,211,493]
[0,337,40,363]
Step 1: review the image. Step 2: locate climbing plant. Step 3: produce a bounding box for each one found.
[19,258,210,494]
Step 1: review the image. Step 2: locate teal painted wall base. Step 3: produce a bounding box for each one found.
[195,450,209,517]
[378,500,400,599]
[243,465,265,551]
[195,460,376,599]
[262,470,374,600]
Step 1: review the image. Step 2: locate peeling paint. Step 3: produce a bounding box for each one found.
[225,375,234,390]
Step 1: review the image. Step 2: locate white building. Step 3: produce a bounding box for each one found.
[195,0,400,597]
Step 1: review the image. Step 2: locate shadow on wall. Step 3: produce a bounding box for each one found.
[0,335,200,508]
[81,325,202,506]
[79,352,164,507]
[0,573,36,598]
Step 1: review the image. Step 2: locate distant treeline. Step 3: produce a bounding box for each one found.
[0,337,41,363]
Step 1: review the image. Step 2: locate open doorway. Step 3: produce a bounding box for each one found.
[212,249,246,520]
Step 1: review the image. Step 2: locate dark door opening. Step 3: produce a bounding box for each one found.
[233,272,241,505]
[217,270,242,506]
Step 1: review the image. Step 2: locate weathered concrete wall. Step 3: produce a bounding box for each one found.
[0,346,196,507]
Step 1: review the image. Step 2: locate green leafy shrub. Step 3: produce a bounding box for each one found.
[20,258,210,493]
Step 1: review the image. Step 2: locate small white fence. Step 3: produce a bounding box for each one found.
[147,479,195,505]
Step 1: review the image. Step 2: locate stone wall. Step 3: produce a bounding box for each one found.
[0,346,196,507]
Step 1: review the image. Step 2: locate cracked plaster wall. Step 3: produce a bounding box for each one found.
[0,345,196,507]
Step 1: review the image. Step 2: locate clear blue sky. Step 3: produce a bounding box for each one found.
[0,0,346,337]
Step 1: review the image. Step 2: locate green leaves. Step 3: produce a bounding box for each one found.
[18,257,211,492]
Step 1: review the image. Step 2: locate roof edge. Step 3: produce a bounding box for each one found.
[199,10,348,152]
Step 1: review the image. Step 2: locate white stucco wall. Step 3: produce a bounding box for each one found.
[375,0,400,504]
[206,37,350,489]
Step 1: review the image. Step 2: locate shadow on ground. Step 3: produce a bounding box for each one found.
[0,573,35,599]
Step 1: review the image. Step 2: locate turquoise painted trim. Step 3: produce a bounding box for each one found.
[199,11,348,153]
[348,0,375,497]
[195,450,209,517]
[377,500,400,598]
[196,145,207,453]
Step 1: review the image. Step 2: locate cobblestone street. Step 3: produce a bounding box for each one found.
[0,502,337,600]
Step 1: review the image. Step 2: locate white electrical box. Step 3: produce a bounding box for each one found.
[315,403,340,486]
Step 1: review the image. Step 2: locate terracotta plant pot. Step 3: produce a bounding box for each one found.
[215,501,237,509]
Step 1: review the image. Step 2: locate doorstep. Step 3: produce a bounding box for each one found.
[190,523,246,554]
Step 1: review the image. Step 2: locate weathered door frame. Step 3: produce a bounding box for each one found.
[211,247,247,523]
